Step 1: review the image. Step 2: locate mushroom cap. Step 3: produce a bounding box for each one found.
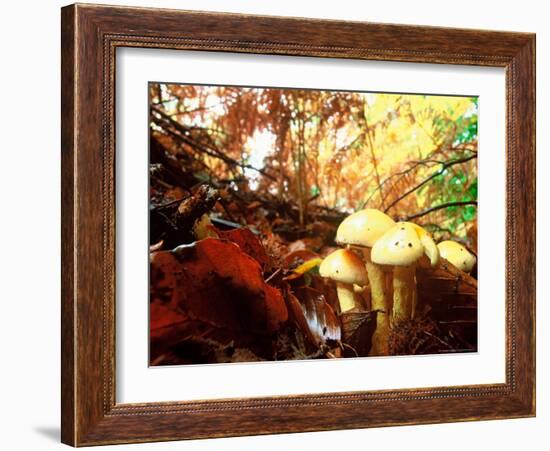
[319,249,368,286]
[406,222,440,266]
[371,222,424,266]
[336,209,395,248]
[437,240,476,272]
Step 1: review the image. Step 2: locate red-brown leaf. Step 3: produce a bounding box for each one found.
[217,227,270,268]
[151,238,288,342]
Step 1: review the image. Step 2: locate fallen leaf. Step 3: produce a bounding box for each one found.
[149,240,164,252]
[150,238,288,362]
[292,257,322,275]
[340,310,377,357]
[417,256,477,309]
[285,286,341,347]
[281,249,320,269]
[217,227,270,268]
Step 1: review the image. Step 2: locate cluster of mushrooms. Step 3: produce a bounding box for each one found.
[318,209,476,356]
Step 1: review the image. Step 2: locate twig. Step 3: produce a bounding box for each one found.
[150,198,184,211]
[366,156,448,206]
[402,201,477,221]
[362,108,385,209]
[384,154,477,213]
[423,331,453,350]
[340,342,359,357]
[265,268,282,284]
[151,106,277,181]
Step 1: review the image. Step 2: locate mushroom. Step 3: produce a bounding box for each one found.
[319,249,368,313]
[371,222,439,324]
[437,240,476,273]
[406,223,440,317]
[335,209,396,354]
[408,223,439,266]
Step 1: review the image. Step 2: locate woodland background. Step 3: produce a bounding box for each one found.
[150,84,478,246]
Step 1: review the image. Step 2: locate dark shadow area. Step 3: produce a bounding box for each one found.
[34,426,59,443]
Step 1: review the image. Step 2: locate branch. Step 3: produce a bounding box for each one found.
[384,154,477,213]
[401,201,477,221]
[362,104,385,209]
[418,222,455,237]
[364,142,477,208]
[365,158,438,205]
[151,106,277,181]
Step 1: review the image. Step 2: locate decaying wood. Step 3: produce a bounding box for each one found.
[150,184,219,247]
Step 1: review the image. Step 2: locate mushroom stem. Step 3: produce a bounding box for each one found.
[336,282,359,313]
[411,281,418,319]
[392,265,416,324]
[363,250,391,356]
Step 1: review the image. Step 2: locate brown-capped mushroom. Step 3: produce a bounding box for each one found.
[319,249,368,313]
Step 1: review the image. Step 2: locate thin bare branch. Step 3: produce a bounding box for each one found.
[401,200,477,221]
[384,153,477,213]
[151,106,277,181]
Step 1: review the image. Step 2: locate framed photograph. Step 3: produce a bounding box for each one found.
[61,3,535,446]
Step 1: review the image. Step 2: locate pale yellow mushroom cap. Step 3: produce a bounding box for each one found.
[437,240,476,272]
[336,209,395,248]
[319,249,368,286]
[371,223,424,266]
[405,222,440,266]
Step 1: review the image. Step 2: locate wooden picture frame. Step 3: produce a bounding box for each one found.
[61,3,535,446]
